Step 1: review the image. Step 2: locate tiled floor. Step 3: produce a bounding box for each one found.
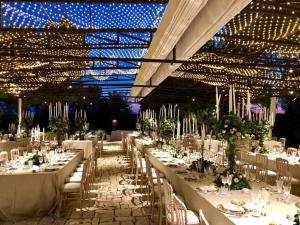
[2,141,155,225]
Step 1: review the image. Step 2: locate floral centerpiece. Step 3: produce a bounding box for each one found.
[254,120,271,154]
[160,119,176,145]
[48,117,68,146]
[141,117,155,136]
[214,113,251,190]
[214,170,250,190]
[73,117,86,140]
[24,151,45,166]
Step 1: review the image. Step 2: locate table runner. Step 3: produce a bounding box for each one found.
[0,150,83,221]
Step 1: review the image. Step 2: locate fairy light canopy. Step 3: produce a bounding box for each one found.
[0,0,167,96]
[173,0,300,97]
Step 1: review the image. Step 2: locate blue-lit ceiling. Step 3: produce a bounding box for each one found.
[0,2,167,96]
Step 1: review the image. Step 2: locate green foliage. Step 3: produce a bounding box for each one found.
[219,113,244,172]
[21,117,34,134]
[48,117,69,133]
[160,119,176,144]
[94,129,106,139]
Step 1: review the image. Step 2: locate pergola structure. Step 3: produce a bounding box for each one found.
[0,0,167,98]
[172,0,300,97]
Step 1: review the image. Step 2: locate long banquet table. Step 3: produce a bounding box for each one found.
[62,140,93,159]
[147,149,299,225]
[0,150,83,221]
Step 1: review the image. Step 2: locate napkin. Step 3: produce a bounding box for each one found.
[197,185,218,192]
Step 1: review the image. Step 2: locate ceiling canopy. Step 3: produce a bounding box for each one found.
[174,0,300,97]
[0,0,167,96]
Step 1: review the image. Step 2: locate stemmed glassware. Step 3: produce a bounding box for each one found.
[227,173,233,192]
[283,176,292,204]
[276,177,283,201]
[221,176,228,195]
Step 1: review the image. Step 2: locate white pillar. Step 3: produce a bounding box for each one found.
[17,98,22,137]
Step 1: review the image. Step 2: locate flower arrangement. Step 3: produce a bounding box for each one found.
[160,119,176,145]
[24,152,45,166]
[141,117,155,136]
[214,113,251,190]
[242,119,271,154]
[73,117,86,140]
[214,169,251,190]
[220,113,243,173]
[48,117,68,146]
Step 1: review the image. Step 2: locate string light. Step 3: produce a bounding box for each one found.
[0,2,167,95]
[174,0,300,96]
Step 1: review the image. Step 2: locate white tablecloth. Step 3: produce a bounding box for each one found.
[147,149,298,225]
[62,140,93,159]
[0,151,83,221]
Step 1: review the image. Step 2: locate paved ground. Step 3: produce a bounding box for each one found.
[2,141,155,225]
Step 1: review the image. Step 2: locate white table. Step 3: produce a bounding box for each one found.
[62,140,93,159]
[0,151,83,221]
[147,149,299,225]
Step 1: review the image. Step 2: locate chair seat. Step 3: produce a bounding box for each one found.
[167,210,200,225]
[66,176,82,183]
[76,167,84,172]
[72,171,83,177]
[62,182,81,192]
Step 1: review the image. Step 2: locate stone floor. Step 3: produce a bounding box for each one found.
[2,141,156,225]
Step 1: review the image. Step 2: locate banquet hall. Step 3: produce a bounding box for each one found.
[0,0,300,225]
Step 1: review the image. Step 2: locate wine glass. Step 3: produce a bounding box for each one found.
[276,177,283,201]
[227,174,233,192]
[283,177,291,203]
[221,176,228,194]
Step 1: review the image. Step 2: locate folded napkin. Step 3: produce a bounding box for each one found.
[197,185,217,192]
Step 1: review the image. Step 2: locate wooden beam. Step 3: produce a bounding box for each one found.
[0,27,157,34]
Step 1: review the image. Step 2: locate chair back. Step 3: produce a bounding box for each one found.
[10,148,20,161]
[173,194,188,225]
[255,154,268,182]
[0,151,8,164]
[164,182,175,224]
[276,158,289,178]
[278,138,286,148]
[144,155,154,188]
[199,210,210,225]
[286,147,297,156]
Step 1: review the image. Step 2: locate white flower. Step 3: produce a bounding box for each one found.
[222,130,226,134]
[224,125,228,128]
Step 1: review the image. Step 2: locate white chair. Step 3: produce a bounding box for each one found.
[286,147,297,156]
[10,148,19,161]
[172,194,200,225]
[256,154,276,184]
[0,151,8,165]
[198,210,209,225]
[59,160,89,214]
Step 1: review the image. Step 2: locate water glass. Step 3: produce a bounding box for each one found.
[227,174,233,191]
[276,179,283,194]
[283,179,291,203]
